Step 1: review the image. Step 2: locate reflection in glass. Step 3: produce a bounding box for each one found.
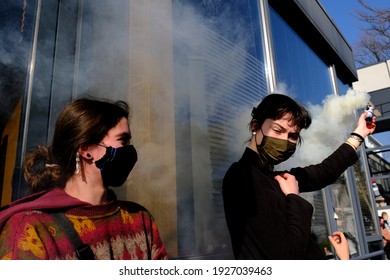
[337,77,351,96]
[0,1,37,205]
[300,191,328,253]
[354,154,377,237]
[270,4,337,256]
[367,148,390,207]
[331,175,360,257]
[173,0,266,258]
[269,7,333,105]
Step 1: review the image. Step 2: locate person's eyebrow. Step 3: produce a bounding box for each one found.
[272,122,287,131]
[273,122,300,135]
[116,132,131,141]
[289,132,300,138]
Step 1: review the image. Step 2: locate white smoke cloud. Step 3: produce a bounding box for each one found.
[278,89,371,169]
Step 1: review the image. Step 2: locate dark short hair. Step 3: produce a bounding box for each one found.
[250,94,312,144]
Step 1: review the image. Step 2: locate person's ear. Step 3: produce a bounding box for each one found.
[251,119,259,132]
[78,146,94,161]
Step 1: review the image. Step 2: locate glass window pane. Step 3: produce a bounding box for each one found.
[354,153,380,237]
[270,4,334,247]
[0,1,37,204]
[269,5,365,258]
[337,77,351,96]
[331,174,361,257]
[173,0,266,258]
[270,7,333,105]
[368,241,386,259]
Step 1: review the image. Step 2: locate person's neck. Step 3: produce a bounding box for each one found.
[248,139,273,171]
[64,175,107,205]
[248,139,259,154]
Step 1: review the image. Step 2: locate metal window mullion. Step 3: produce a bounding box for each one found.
[72,0,84,99]
[329,64,339,96]
[345,163,370,257]
[322,186,338,237]
[258,0,276,94]
[20,0,42,167]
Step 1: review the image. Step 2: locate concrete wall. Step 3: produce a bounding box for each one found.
[353,60,390,93]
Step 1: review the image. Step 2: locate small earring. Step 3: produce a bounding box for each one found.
[252,131,256,135]
[75,152,80,174]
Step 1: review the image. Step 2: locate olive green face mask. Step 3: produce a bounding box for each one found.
[256,133,296,166]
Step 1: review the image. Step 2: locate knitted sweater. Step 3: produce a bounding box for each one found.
[0,188,168,260]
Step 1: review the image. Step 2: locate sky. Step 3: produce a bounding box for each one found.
[319,0,389,46]
[319,0,390,146]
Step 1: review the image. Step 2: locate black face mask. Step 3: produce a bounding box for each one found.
[94,145,137,187]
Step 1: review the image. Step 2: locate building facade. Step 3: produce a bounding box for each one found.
[353,59,390,236]
[0,0,387,259]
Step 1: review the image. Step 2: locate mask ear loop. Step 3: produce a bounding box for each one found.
[93,143,109,163]
[253,130,260,146]
[252,125,265,147]
[251,119,259,146]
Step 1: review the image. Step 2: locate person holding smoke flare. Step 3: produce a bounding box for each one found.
[0,98,167,260]
[222,93,376,260]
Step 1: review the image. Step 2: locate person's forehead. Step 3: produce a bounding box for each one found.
[108,118,130,136]
[271,115,299,131]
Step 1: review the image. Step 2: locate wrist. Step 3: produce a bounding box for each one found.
[345,132,364,151]
[345,140,358,150]
[353,128,368,138]
[350,132,364,143]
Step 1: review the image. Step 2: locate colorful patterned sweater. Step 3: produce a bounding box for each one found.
[0,188,168,260]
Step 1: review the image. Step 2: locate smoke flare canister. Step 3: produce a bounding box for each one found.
[365,105,374,128]
[365,105,373,122]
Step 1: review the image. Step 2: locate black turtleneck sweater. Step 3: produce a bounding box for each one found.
[222,143,357,259]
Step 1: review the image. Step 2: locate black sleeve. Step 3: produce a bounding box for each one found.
[290,143,358,193]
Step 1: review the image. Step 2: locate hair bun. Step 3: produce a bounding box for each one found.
[23,145,62,192]
[251,107,257,117]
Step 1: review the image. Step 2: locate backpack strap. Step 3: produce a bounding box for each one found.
[50,212,95,260]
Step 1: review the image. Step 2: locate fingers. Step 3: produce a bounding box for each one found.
[275,172,293,180]
[274,173,294,183]
[328,237,338,246]
[355,112,377,137]
[328,231,344,247]
[328,235,338,247]
[362,110,376,131]
[274,174,283,183]
[328,231,349,260]
[330,231,345,241]
[274,173,299,195]
[367,116,376,131]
